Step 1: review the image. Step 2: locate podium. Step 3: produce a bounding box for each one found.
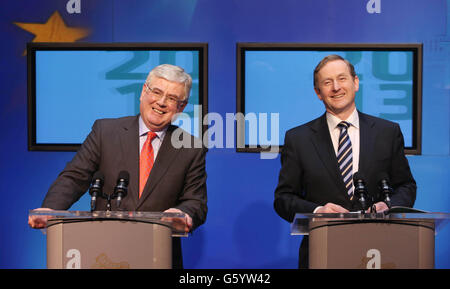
[291,211,450,269]
[29,210,189,269]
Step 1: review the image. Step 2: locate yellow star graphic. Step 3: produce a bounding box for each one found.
[14,11,90,55]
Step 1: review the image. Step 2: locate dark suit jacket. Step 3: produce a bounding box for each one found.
[42,115,208,268]
[273,111,416,267]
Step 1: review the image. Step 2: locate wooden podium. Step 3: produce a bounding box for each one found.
[291,211,450,269]
[29,210,188,269]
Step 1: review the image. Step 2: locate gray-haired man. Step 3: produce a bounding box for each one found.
[29,64,208,268]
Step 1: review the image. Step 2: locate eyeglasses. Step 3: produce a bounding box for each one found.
[144,82,185,106]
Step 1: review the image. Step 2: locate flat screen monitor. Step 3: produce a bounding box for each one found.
[237,43,422,155]
[28,42,208,151]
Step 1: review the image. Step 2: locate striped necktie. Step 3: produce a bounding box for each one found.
[337,121,353,198]
[139,131,157,198]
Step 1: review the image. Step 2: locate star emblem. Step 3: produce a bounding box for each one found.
[14,11,90,55]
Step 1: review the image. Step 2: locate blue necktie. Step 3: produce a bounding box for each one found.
[337,121,353,198]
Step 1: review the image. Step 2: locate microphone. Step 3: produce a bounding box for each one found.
[378,172,393,208]
[89,171,104,212]
[114,171,129,208]
[353,172,368,211]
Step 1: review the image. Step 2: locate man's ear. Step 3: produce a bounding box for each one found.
[177,101,187,113]
[139,85,145,103]
[353,75,360,92]
[315,87,323,101]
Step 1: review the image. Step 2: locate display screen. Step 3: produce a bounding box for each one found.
[28,43,207,151]
[237,43,422,154]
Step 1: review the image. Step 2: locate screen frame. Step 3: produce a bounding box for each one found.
[236,42,422,155]
[27,42,208,151]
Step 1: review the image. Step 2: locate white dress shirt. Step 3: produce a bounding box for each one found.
[326,108,360,175]
[313,108,360,213]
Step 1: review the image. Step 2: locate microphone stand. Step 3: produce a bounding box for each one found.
[353,180,368,213]
[106,194,113,212]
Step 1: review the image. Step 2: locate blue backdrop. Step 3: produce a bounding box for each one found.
[1,0,449,269]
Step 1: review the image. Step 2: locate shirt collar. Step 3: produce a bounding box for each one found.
[326,108,360,130]
[138,115,167,139]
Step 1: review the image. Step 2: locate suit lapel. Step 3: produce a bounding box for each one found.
[309,114,345,191]
[358,112,376,179]
[137,125,181,208]
[118,116,140,209]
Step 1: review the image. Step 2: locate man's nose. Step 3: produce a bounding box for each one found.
[332,80,341,91]
[156,95,168,106]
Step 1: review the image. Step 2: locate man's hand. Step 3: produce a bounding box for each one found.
[162,208,193,233]
[315,203,349,214]
[367,201,389,213]
[28,208,54,229]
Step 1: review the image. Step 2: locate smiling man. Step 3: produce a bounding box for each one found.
[28,64,208,269]
[313,57,359,121]
[140,67,189,131]
[273,55,416,268]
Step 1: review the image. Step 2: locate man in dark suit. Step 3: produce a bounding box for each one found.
[273,55,416,268]
[28,64,207,268]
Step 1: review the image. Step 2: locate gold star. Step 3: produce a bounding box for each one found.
[14,11,90,55]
